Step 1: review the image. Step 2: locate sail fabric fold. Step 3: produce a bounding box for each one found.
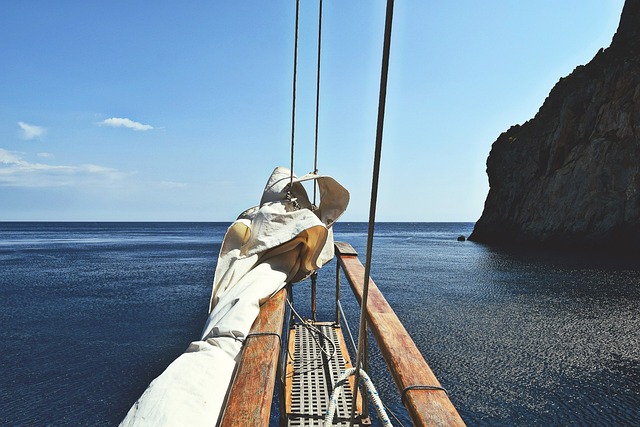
[120,166,348,426]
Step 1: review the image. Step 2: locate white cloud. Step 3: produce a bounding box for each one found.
[100,117,153,131]
[18,122,46,140]
[0,147,129,188]
[37,152,53,158]
[0,148,23,164]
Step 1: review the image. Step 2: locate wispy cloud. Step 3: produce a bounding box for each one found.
[37,152,53,158]
[100,117,153,131]
[0,148,129,188]
[18,122,46,140]
[156,180,188,189]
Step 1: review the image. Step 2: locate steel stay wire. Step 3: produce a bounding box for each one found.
[313,0,323,206]
[288,0,324,205]
[288,0,300,194]
[286,0,398,424]
[349,0,395,426]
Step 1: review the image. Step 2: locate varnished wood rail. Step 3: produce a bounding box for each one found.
[335,242,466,427]
[218,287,287,427]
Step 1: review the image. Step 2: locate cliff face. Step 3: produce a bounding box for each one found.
[470,1,640,251]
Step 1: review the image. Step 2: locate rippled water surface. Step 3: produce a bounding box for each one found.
[1,222,638,426]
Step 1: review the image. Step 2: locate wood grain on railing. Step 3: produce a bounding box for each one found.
[218,288,287,427]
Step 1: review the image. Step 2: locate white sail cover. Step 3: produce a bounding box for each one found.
[120,167,349,426]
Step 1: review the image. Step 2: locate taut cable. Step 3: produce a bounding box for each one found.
[289,0,301,192]
[313,0,323,207]
[350,0,395,425]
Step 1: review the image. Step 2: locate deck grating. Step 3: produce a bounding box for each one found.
[287,323,365,427]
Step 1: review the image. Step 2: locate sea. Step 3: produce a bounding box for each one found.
[1,222,638,426]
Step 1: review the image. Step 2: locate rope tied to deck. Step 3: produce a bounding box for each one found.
[325,368,393,427]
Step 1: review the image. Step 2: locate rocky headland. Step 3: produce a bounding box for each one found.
[470,0,640,252]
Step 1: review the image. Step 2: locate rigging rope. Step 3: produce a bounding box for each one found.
[312,0,323,206]
[350,0,395,426]
[289,0,301,192]
[285,297,338,378]
[325,368,392,427]
[285,1,398,425]
[289,0,323,207]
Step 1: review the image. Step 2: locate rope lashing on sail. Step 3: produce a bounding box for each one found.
[209,331,283,347]
[243,332,282,347]
[325,368,393,427]
[349,0,395,426]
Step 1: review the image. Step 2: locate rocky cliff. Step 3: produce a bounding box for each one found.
[469,0,640,251]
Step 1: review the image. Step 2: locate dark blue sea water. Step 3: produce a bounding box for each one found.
[1,222,638,426]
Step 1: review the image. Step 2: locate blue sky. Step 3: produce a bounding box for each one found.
[0,1,625,221]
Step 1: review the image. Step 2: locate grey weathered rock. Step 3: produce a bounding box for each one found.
[470,0,640,251]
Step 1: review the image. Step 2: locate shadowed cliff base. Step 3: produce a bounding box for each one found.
[470,0,640,253]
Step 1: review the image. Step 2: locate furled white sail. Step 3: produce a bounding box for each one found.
[120,166,349,426]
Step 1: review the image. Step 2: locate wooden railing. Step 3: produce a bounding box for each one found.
[218,288,287,427]
[335,242,466,426]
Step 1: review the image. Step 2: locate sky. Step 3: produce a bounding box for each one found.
[0,1,626,222]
